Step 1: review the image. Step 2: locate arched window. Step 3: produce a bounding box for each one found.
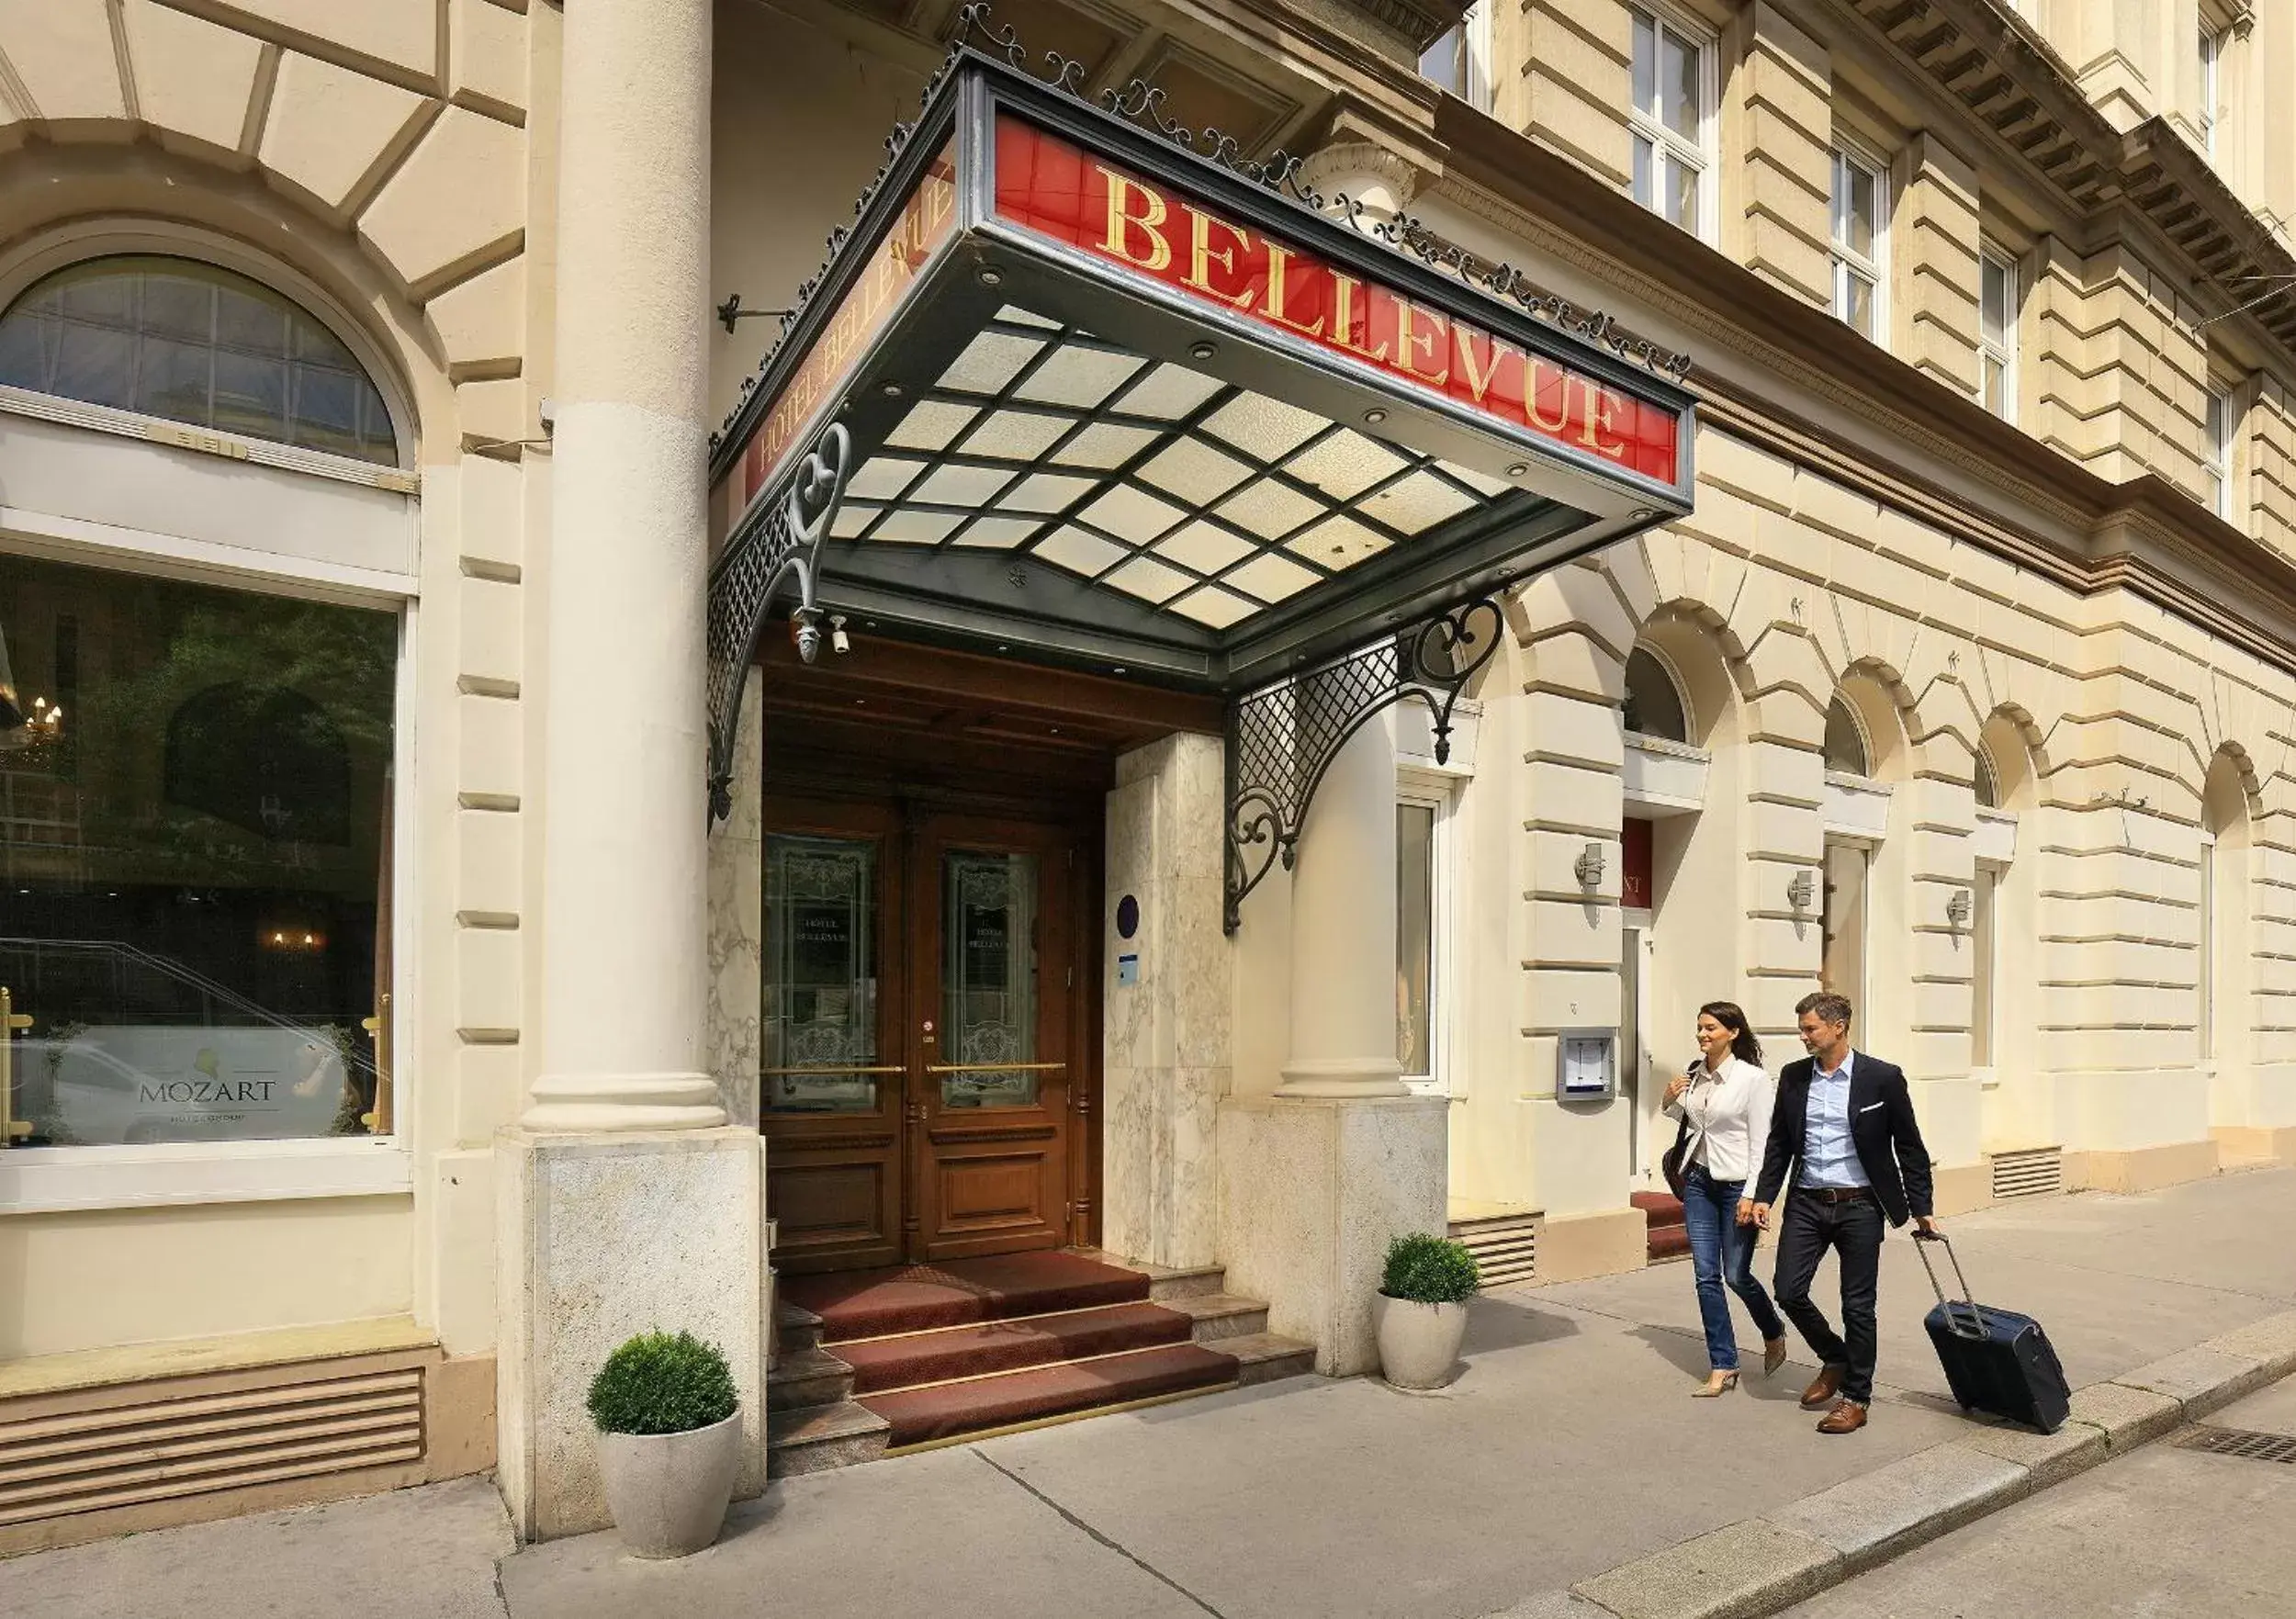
[1623,646,1690,743]
[1823,694,1870,776]
[0,255,397,465]
[1974,748,2000,808]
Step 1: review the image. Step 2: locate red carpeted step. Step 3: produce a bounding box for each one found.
[1630,1191,1687,1228]
[864,1342,1240,1448]
[838,1301,1196,1395]
[780,1253,1150,1344]
[1648,1224,1694,1262]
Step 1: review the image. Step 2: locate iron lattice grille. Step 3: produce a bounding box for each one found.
[704,423,853,822]
[1223,598,1502,932]
[835,304,1528,634]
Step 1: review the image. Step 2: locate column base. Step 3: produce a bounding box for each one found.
[519,1072,727,1133]
[1214,1094,1446,1376]
[1275,1056,1410,1100]
[496,1126,765,1541]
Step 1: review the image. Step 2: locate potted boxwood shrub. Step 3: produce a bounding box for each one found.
[1375,1232,1480,1389]
[588,1330,743,1558]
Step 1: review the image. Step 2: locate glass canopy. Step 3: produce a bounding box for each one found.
[705,38,1695,802]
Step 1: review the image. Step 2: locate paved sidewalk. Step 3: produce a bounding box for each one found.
[5,1167,2292,1619]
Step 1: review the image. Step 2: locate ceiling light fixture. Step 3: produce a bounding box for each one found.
[1189,342,1216,361]
[978,268,1003,287]
[1363,408,1387,425]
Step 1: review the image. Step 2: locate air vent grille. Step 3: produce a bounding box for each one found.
[1448,1213,1537,1290]
[1991,1147,2063,1201]
[0,1367,424,1528]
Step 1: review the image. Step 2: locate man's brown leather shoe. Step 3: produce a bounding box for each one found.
[1798,1366,1844,1410]
[1816,1399,1868,1435]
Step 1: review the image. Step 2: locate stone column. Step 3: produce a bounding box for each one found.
[497,0,764,1542]
[1277,710,1406,1098]
[1217,710,1446,1375]
[523,0,719,1135]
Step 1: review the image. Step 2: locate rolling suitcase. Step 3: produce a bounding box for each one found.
[1916,1231,2071,1434]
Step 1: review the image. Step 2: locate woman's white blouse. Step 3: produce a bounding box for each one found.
[1662,1056,1775,1186]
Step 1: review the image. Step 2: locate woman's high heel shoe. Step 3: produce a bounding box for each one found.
[1691,1370,1739,1398]
[1763,1338,1790,1377]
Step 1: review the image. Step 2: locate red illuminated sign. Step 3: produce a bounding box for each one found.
[1622,816,1653,910]
[994,116,1678,484]
[737,141,959,512]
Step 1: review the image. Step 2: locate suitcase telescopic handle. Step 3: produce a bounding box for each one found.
[1914,1230,1987,1341]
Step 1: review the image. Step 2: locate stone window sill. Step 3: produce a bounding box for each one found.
[0,1137,413,1216]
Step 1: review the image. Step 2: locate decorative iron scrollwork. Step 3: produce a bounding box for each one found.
[1223,598,1504,933]
[704,422,855,824]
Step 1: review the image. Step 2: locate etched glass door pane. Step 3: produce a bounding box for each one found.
[941,850,1038,1107]
[763,835,879,1113]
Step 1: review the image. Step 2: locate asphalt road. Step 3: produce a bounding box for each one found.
[1783,1374,2296,1618]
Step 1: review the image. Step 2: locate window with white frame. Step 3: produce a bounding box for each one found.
[1830,146,1888,342]
[1417,3,1491,111]
[2199,22,2223,159]
[1979,246,2018,421]
[2203,386,2235,520]
[1970,864,1999,1068]
[1396,794,1446,1089]
[1628,5,1714,237]
[2199,828,2216,1060]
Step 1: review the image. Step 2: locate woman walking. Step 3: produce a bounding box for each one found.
[1663,1002,1790,1396]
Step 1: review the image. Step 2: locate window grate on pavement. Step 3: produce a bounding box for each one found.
[2174,1425,2296,1465]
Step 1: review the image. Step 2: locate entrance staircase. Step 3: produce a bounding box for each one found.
[1633,1190,1690,1264]
[766,1251,1311,1476]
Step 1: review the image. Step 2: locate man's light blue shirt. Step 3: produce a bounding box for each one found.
[1801,1050,1870,1189]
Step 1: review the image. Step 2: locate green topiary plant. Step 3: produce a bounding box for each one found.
[1380,1232,1480,1306]
[587,1331,739,1436]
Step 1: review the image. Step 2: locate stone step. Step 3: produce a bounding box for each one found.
[773,1299,826,1357]
[1221,1332,1316,1386]
[766,1398,891,1478]
[1647,1223,1693,1263]
[1165,1292,1270,1344]
[767,1345,855,1411]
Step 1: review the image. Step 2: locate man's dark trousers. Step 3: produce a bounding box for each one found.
[1773,1191,1884,1402]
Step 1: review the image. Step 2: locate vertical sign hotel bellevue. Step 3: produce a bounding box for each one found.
[738,141,960,513]
[993,116,1679,485]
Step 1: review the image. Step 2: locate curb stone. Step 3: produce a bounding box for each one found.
[1560,1310,2296,1619]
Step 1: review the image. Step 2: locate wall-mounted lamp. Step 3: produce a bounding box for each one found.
[1787,868,1816,910]
[1574,841,1605,890]
[1946,886,1973,928]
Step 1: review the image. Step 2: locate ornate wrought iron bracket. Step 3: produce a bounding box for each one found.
[1223,597,1503,933]
[703,422,855,826]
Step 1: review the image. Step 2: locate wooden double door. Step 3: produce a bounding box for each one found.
[760,793,1096,1274]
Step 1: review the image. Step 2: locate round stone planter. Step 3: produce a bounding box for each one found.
[596,1408,744,1559]
[1374,1294,1469,1390]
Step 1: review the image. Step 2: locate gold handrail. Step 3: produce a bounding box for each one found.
[924,1061,1068,1074]
[760,1064,905,1076]
[0,986,32,1146]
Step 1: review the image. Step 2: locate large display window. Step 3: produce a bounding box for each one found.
[1,551,397,1150]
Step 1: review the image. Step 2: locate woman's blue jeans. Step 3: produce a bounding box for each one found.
[1683,1163,1787,1370]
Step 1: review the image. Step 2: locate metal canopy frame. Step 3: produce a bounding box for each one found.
[703,6,1698,927]
[1223,597,1502,932]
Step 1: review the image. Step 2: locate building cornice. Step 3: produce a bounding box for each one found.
[1831,0,2296,365]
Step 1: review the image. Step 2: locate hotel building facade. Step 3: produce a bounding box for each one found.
[1,0,2292,1547]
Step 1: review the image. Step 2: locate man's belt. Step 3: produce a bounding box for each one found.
[1803,1186,1873,1205]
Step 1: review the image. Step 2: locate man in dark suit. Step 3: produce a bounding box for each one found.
[1749,991,1938,1434]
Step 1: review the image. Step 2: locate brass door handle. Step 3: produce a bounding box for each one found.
[924,1062,1067,1074]
[761,1065,905,1076]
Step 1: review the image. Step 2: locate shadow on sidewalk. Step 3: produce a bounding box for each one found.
[1461,1294,1583,1358]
